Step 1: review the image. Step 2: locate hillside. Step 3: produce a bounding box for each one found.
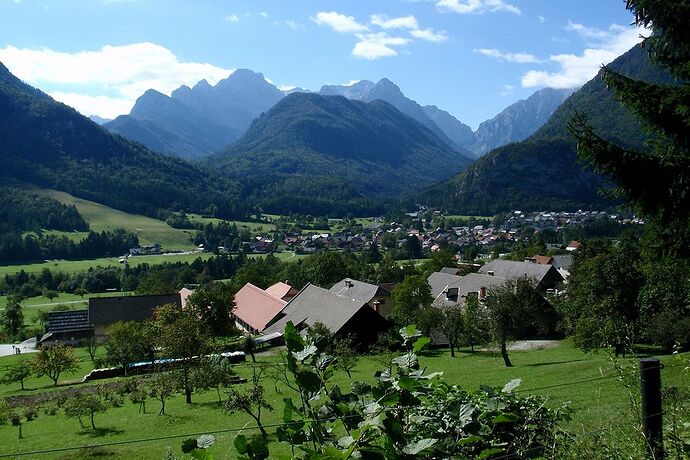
[319,78,462,149]
[210,93,474,216]
[0,62,247,220]
[418,45,675,214]
[105,70,284,159]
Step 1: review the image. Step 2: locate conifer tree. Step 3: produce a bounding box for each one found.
[571,0,690,256]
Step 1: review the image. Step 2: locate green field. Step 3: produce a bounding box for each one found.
[32,189,197,251]
[0,251,306,277]
[0,252,215,276]
[0,342,686,459]
[188,214,277,233]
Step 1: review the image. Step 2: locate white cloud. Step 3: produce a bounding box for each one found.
[313,11,368,33]
[352,33,411,60]
[436,0,521,15]
[474,48,541,63]
[411,28,448,42]
[564,21,610,40]
[521,23,647,88]
[0,42,234,118]
[538,15,545,23]
[370,14,418,30]
[258,12,268,18]
[284,20,299,30]
[225,14,239,23]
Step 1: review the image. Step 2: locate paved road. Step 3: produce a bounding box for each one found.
[0,338,38,357]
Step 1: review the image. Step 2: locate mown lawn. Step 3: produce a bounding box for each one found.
[0,341,687,459]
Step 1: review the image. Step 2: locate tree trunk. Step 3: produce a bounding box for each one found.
[500,342,513,367]
[450,343,456,358]
[159,398,165,415]
[250,351,256,363]
[18,425,22,439]
[20,380,24,390]
[184,368,192,404]
[90,412,96,429]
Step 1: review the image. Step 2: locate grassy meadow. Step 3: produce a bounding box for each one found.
[1,341,687,459]
[33,189,197,251]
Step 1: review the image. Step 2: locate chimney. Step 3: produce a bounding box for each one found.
[487,270,495,276]
[479,286,487,299]
[345,279,353,288]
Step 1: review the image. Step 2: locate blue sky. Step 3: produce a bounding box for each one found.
[0,0,645,128]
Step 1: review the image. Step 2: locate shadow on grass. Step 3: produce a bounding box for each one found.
[525,359,585,367]
[78,427,125,437]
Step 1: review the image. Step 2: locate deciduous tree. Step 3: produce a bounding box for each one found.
[33,344,80,386]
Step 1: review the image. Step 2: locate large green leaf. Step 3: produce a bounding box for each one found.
[402,438,438,455]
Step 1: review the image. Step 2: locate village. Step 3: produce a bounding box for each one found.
[170,208,642,257]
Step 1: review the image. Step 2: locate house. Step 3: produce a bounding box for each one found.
[43,310,94,345]
[265,281,298,301]
[45,293,182,344]
[566,240,582,252]
[428,272,507,308]
[527,255,554,265]
[478,259,564,291]
[263,283,390,346]
[329,278,394,316]
[439,267,462,276]
[232,283,290,334]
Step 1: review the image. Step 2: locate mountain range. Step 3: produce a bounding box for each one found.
[418,45,674,215]
[105,69,284,159]
[103,72,571,162]
[208,93,475,216]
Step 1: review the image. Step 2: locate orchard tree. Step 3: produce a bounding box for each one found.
[148,371,178,415]
[154,304,209,404]
[186,281,237,337]
[2,296,24,338]
[64,393,108,430]
[485,279,541,367]
[440,304,464,358]
[461,294,491,352]
[0,361,33,390]
[392,274,433,324]
[104,321,155,374]
[225,367,272,436]
[42,290,59,303]
[33,344,80,385]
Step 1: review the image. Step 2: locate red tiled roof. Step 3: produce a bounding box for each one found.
[234,283,287,332]
[265,282,294,300]
[531,255,554,265]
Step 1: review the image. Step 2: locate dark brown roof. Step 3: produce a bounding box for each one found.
[88,294,181,325]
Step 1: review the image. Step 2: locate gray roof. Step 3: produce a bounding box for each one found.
[427,272,462,298]
[329,278,388,304]
[88,294,181,325]
[264,284,372,335]
[551,255,573,270]
[439,267,462,276]
[478,259,557,284]
[431,272,507,306]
